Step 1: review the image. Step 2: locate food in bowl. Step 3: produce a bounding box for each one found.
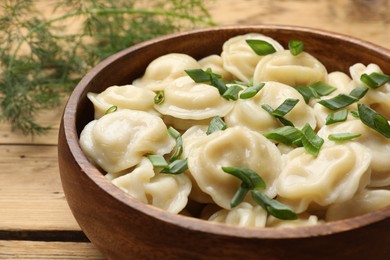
[78,32,390,228]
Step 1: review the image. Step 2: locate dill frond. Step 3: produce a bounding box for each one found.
[0,0,215,135]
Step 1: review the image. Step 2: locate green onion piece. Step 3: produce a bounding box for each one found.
[261,104,294,127]
[185,69,211,82]
[360,72,390,89]
[210,74,228,95]
[293,86,318,104]
[288,40,304,56]
[328,133,361,141]
[263,126,302,146]
[206,116,227,135]
[167,127,183,162]
[160,159,188,175]
[147,154,169,169]
[349,86,369,99]
[239,83,265,99]
[350,110,360,119]
[251,190,297,220]
[246,39,277,55]
[230,184,250,208]
[154,91,165,105]
[309,82,337,96]
[358,104,390,138]
[301,124,324,156]
[325,109,349,125]
[222,166,266,190]
[318,94,359,110]
[105,105,118,115]
[223,85,242,100]
[272,98,299,117]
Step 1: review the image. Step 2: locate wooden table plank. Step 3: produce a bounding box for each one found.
[0,145,80,232]
[0,240,104,259]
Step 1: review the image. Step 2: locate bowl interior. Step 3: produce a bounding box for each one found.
[64,25,390,238]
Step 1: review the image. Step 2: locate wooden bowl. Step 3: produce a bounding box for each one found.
[58,25,390,259]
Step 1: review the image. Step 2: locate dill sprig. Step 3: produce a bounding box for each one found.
[0,0,215,135]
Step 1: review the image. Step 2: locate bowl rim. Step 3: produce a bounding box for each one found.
[62,24,390,239]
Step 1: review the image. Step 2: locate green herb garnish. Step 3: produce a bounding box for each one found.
[160,158,188,175]
[239,83,265,99]
[246,39,277,55]
[294,82,336,104]
[154,91,165,105]
[222,166,297,220]
[318,94,359,110]
[167,127,183,162]
[206,116,227,135]
[105,105,118,114]
[185,68,228,95]
[223,85,242,101]
[328,133,361,141]
[301,124,324,156]
[358,104,390,138]
[288,40,304,56]
[263,126,302,146]
[360,72,390,89]
[325,109,349,125]
[261,98,299,126]
[349,86,369,99]
[147,154,169,169]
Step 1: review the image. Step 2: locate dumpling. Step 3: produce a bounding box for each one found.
[79,109,175,173]
[350,63,390,118]
[187,126,282,209]
[154,76,234,120]
[253,50,327,86]
[144,171,192,214]
[110,157,155,203]
[132,53,200,91]
[198,54,233,81]
[317,119,390,187]
[87,85,156,119]
[326,189,390,221]
[277,142,371,213]
[267,214,320,228]
[221,33,284,82]
[225,81,316,131]
[208,202,267,228]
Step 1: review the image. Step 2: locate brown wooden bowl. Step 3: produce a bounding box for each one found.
[58,25,390,259]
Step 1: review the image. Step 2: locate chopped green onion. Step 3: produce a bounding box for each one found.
[206,116,227,135]
[185,68,227,95]
[318,94,359,110]
[223,85,242,100]
[160,158,188,175]
[288,40,304,56]
[301,124,324,156]
[261,99,299,126]
[325,109,349,125]
[350,110,360,119]
[251,190,297,220]
[167,127,183,162]
[105,105,118,114]
[360,72,390,89]
[222,166,266,191]
[349,86,369,99]
[263,126,302,146]
[272,98,299,117]
[309,82,337,96]
[239,83,265,99]
[246,39,277,55]
[294,86,318,103]
[358,104,390,138]
[230,184,250,208]
[147,154,169,169]
[209,74,228,95]
[328,133,361,141]
[154,91,165,105]
[185,69,211,82]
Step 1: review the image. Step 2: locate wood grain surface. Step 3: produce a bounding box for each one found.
[1,0,389,258]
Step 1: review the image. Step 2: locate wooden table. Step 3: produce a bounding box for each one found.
[1,0,389,258]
